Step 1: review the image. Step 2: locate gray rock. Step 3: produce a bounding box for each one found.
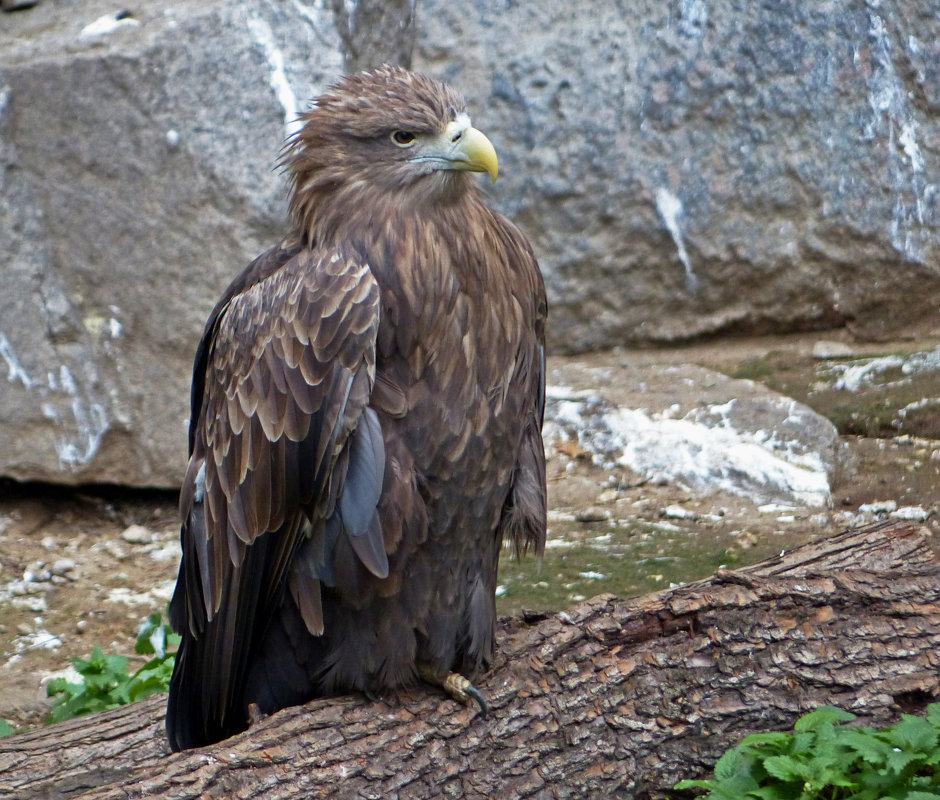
[119,524,153,545]
[544,360,847,507]
[812,341,855,360]
[416,0,940,349]
[891,506,929,522]
[50,558,79,579]
[573,507,612,523]
[0,1,342,485]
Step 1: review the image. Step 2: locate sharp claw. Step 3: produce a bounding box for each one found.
[463,683,489,717]
[417,663,489,716]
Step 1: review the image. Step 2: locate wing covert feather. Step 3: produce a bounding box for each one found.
[171,246,383,742]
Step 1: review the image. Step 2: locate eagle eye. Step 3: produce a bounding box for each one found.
[391,130,416,147]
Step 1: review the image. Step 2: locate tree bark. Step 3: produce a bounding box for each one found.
[2,519,938,800]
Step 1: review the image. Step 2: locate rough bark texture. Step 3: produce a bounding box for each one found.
[2,520,938,799]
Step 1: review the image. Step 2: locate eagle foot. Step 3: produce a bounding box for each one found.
[417,663,488,717]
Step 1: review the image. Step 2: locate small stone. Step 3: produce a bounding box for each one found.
[891,506,928,522]
[812,340,854,359]
[575,507,611,523]
[51,558,77,576]
[12,595,47,612]
[120,525,153,545]
[596,488,619,504]
[661,504,697,520]
[24,562,51,583]
[697,513,724,523]
[858,500,897,515]
[732,530,758,549]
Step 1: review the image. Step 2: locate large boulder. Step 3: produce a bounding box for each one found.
[0,0,936,486]
[544,359,846,508]
[0,1,342,485]
[416,0,940,349]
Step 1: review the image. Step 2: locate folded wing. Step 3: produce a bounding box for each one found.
[167,246,383,750]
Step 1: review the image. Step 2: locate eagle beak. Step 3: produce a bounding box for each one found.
[451,126,499,183]
[410,118,500,183]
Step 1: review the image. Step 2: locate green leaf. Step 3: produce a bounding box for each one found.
[126,654,176,702]
[0,720,14,738]
[840,727,892,766]
[674,778,715,791]
[739,732,795,753]
[675,705,940,800]
[925,705,940,730]
[749,786,799,800]
[794,707,856,733]
[762,755,812,783]
[45,677,70,697]
[885,747,918,776]
[44,615,179,724]
[714,774,762,798]
[135,613,161,656]
[888,715,939,754]
[714,747,753,782]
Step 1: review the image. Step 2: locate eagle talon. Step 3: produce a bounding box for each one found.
[418,664,488,716]
[461,682,489,717]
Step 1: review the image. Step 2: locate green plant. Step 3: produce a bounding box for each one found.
[0,719,14,738]
[46,612,179,723]
[676,705,940,799]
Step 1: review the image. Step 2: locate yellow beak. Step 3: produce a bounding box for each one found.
[414,120,499,183]
[450,125,499,183]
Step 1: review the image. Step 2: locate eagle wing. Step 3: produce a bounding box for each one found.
[167,245,382,749]
[498,218,548,560]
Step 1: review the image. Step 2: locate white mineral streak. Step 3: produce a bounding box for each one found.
[655,187,698,291]
[864,5,935,262]
[246,14,302,137]
[79,12,141,41]
[546,387,830,507]
[1,330,110,468]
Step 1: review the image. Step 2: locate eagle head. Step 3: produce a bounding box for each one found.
[282,66,498,240]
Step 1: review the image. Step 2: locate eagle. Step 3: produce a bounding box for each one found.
[165,66,547,751]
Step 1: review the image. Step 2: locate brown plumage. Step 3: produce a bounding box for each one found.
[166,66,547,751]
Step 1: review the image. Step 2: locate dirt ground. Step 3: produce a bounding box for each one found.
[1,333,938,731]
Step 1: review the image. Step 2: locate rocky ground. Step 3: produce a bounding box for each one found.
[1,332,938,732]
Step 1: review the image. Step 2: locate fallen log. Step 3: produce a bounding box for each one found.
[2,519,938,799]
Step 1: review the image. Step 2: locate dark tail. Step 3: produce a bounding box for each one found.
[166,635,248,752]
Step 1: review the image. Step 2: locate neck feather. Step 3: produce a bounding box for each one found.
[288,163,483,249]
